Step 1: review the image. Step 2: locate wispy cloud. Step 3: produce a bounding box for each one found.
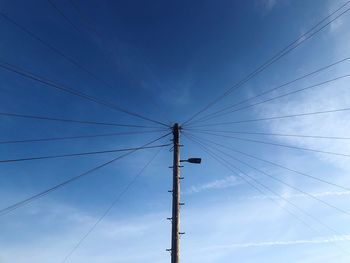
[245,190,350,200]
[158,81,192,106]
[184,175,241,194]
[201,234,350,250]
[251,55,350,171]
[258,0,280,11]
[328,0,347,33]
[0,201,169,263]
[253,0,350,172]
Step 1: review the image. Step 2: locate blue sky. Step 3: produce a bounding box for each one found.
[1,0,350,262]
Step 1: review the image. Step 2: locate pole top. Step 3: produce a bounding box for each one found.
[172,123,181,135]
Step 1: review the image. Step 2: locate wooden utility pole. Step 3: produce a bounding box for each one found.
[171,123,180,263]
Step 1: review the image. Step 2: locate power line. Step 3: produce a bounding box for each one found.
[0,132,171,216]
[0,143,171,163]
[50,0,105,41]
[188,136,350,257]
[45,1,171,128]
[68,0,83,15]
[181,134,315,230]
[68,0,82,15]
[0,61,169,128]
[186,132,350,192]
[185,129,350,140]
[46,0,82,33]
[182,1,350,126]
[183,133,349,247]
[0,13,168,127]
[0,111,160,128]
[191,73,350,124]
[191,131,350,158]
[196,136,350,217]
[0,130,167,145]
[191,56,350,124]
[0,12,102,85]
[67,0,105,39]
[61,147,163,263]
[188,107,350,127]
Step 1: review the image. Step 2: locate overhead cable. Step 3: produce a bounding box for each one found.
[192,56,350,124]
[61,147,163,263]
[0,130,167,145]
[191,131,350,158]
[0,143,171,163]
[0,111,160,128]
[182,1,350,125]
[0,13,168,127]
[0,132,171,216]
[188,107,350,128]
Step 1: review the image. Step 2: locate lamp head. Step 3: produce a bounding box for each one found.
[187,158,202,164]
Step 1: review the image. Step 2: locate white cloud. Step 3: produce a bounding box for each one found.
[245,190,350,200]
[158,82,192,106]
[201,234,350,250]
[328,0,348,33]
[252,55,350,172]
[261,0,278,11]
[0,202,169,263]
[184,175,241,194]
[2,181,349,263]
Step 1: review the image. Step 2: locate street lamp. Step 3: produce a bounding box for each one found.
[180,157,202,164]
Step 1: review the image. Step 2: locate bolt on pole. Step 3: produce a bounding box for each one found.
[171,123,180,263]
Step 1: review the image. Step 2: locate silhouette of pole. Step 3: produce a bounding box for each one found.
[171,123,180,263]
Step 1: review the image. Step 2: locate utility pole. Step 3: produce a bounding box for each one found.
[167,123,201,262]
[171,123,181,263]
